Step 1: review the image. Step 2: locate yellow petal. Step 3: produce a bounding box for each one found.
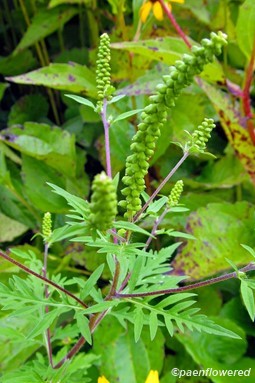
[153,2,163,21]
[98,376,110,383]
[145,370,159,383]
[140,1,153,23]
[169,0,185,3]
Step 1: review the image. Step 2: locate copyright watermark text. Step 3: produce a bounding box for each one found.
[171,368,251,378]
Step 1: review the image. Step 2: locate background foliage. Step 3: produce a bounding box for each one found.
[0,0,255,382]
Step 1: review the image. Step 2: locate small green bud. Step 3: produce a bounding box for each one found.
[188,118,216,152]
[96,33,114,108]
[42,212,52,241]
[168,180,184,207]
[89,172,117,232]
[121,32,227,217]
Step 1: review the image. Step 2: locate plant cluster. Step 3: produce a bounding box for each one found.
[0,1,255,382]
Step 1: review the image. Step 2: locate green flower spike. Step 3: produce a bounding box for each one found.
[96,33,115,108]
[187,118,216,152]
[42,212,52,242]
[168,180,184,208]
[89,172,117,232]
[120,32,227,218]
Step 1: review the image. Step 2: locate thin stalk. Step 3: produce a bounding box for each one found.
[115,262,255,298]
[42,243,53,368]
[0,251,88,309]
[143,207,169,250]
[107,259,120,297]
[242,37,255,144]
[158,0,191,49]
[3,0,18,48]
[101,98,112,179]
[134,151,189,222]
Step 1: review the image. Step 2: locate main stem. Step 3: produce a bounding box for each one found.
[42,243,53,368]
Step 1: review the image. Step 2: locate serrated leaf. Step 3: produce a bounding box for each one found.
[134,308,144,342]
[164,316,174,336]
[27,308,65,339]
[83,300,119,314]
[241,280,255,321]
[75,312,92,344]
[80,264,105,300]
[128,256,145,293]
[149,311,158,340]
[112,109,143,124]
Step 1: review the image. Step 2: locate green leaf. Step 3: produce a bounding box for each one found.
[75,312,92,344]
[0,213,28,242]
[22,156,68,212]
[65,94,95,109]
[128,256,145,293]
[14,7,78,54]
[83,301,119,314]
[112,109,143,124]
[111,37,189,64]
[134,308,144,342]
[0,83,8,101]
[27,308,65,339]
[108,95,126,104]
[113,221,152,237]
[79,264,105,300]
[93,316,164,383]
[8,95,49,125]
[0,50,36,76]
[240,280,255,321]
[6,63,97,97]
[149,311,158,340]
[172,202,255,279]
[2,123,76,177]
[49,0,90,7]
[146,196,168,214]
[236,0,255,59]
[241,244,255,259]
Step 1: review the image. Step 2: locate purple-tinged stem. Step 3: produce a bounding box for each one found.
[144,207,169,250]
[0,251,88,309]
[101,98,112,179]
[134,151,189,222]
[42,243,53,367]
[115,262,255,298]
[158,0,192,49]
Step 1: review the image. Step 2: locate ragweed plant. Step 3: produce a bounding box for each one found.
[1,31,255,382]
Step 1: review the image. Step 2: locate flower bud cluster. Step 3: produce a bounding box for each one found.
[96,33,112,103]
[89,172,117,232]
[42,212,52,241]
[168,180,184,207]
[188,118,216,152]
[120,32,227,218]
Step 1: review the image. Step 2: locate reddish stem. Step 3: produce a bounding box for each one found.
[158,0,192,49]
[0,251,88,309]
[242,37,255,144]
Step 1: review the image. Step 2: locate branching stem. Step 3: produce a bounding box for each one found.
[115,263,255,298]
[0,251,88,309]
[134,151,189,222]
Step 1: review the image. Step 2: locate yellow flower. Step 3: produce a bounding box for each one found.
[140,0,185,23]
[145,370,159,383]
[98,377,110,383]
[98,370,159,383]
